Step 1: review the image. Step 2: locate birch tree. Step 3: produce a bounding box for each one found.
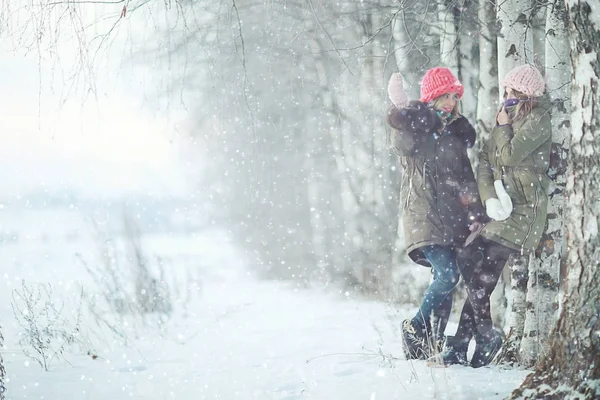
[518,0,570,368]
[509,1,600,397]
[438,0,459,71]
[474,0,498,171]
[494,0,536,365]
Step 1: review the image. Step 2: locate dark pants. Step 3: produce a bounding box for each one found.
[413,244,459,337]
[453,237,517,342]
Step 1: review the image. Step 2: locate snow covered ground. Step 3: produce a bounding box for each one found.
[0,207,530,400]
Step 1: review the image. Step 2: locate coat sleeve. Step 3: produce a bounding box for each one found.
[477,138,497,203]
[454,118,485,222]
[387,102,439,157]
[457,151,486,222]
[490,110,552,165]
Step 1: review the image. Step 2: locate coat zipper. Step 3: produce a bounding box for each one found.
[422,161,427,190]
[405,162,413,209]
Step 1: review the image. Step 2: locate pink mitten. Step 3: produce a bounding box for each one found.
[387,73,409,108]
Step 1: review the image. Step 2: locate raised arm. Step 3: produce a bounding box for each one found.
[387,101,440,157]
[491,109,551,165]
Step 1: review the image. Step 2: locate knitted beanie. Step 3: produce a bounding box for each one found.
[387,72,409,108]
[420,67,464,103]
[502,64,546,97]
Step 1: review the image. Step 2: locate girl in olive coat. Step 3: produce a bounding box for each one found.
[440,64,552,368]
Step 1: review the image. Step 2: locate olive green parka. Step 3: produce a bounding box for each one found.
[477,98,552,254]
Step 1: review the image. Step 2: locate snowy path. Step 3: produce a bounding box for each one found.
[0,213,529,400]
[4,274,529,400]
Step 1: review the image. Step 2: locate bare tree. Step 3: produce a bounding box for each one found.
[509,1,600,397]
[494,0,538,366]
[518,0,570,368]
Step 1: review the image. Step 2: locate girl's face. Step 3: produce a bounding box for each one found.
[504,87,515,99]
[435,92,459,113]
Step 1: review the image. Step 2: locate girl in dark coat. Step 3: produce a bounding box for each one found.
[387,68,485,360]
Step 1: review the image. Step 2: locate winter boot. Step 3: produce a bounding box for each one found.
[401,319,428,360]
[471,327,504,368]
[429,335,469,366]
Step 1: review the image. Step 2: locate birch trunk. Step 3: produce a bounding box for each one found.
[495,0,535,364]
[391,12,419,99]
[474,0,498,169]
[510,1,600,397]
[519,0,570,367]
[457,1,478,123]
[438,0,459,71]
[496,255,529,365]
[475,0,502,325]
[496,0,535,94]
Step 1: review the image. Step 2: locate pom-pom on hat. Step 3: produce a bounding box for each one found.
[502,64,546,97]
[420,67,464,103]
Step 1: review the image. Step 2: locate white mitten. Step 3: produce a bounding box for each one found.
[485,198,507,221]
[387,73,409,108]
[494,180,513,218]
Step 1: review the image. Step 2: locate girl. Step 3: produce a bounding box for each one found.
[440,64,552,368]
[387,68,484,360]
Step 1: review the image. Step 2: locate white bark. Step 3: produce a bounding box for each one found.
[497,255,529,365]
[519,0,570,367]
[457,4,477,123]
[391,12,419,99]
[495,0,535,365]
[496,0,535,100]
[510,2,600,397]
[474,0,499,168]
[531,5,547,70]
[438,0,459,71]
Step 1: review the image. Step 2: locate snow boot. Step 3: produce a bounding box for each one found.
[401,319,428,360]
[471,327,504,368]
[428,335,469,367]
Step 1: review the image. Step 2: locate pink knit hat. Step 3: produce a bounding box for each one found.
[502,64,546,97]
[420,67,464,103]
[387,73,409,108]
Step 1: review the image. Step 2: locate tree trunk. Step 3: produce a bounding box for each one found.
[518,0,570,368]
[457,0,478,123]
[496,254,529,365]
[475,0,498,146]
[495,0,535,364]
[438,0,459,71]
[496,0,535,94]
[509,1,600,397]
[391,11,420,99]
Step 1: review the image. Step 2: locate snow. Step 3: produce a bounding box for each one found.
[0,206,530,400]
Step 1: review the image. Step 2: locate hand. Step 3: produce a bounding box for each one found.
[497,107,511,125]
[469,221,483,232]
[458,192,474,207]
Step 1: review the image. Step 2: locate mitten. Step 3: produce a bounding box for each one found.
[494,180,513,217]
[485,198,511,221]
[387,73,409,108]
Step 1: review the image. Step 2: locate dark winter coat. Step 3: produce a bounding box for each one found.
[388,101,485,266]
[477,99,552,254]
